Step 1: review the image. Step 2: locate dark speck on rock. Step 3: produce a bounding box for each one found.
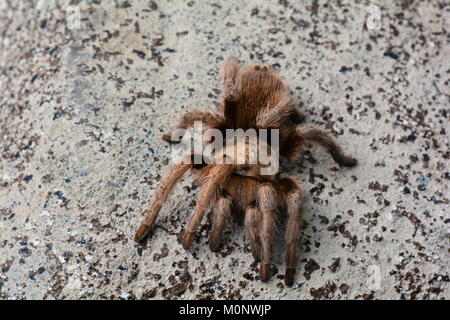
[19,247,32,257]
[403,186,411,194]
[319,215,329,224]
[53,111,64,120]
[271,63,281,69]
[117,0,132,9]
[357,198,366,204]
[122,100,134,108]
[406,133,416,142]
[303,259,320,280]
[132,49,146,59]
[243,272,254,281]
[54,191,69,206]
[416,176,430,189]
[339,66,351,73]
[328,258,340,273]
[63,251,73,260]
[148,0,158,10]
[384,51,399,60]
[23,174,33,182]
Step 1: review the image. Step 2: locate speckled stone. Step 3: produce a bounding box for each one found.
[0,0,448,300]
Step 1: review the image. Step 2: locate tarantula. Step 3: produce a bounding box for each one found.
[135,57,357,286]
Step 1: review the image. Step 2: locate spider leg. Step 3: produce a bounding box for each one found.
[208,193,232,252]
[244,206,262,261]
[256,95,295,128]
[279,175,304,287]
[135,163,192,242]
[182,164,234,249]
[162,110,224,143]
[296,125,357,167]
[220,56,240,101]
[257,183,278,282]
[220,57,241,128]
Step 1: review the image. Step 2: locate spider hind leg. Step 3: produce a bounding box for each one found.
[208,194,233,252]
[280,175,304,287]
[296,125,357,167]
[244,206,262,262]
[257,183,278,282]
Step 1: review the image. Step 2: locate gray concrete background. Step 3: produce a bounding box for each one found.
[0,0,448,300]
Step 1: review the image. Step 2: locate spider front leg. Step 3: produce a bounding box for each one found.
[162,110,224,143]
[220,56,240,101]
[244,206,262,262]
[257,183,278,282]
[208,193,232,252]
[256,95,295,128]
[135,162,192,242]
[182,164,234,249]
[280,175,304,287]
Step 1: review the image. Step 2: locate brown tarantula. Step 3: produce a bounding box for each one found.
[135,57,357,286]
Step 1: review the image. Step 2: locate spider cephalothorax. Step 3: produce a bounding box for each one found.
[135,57,357,286]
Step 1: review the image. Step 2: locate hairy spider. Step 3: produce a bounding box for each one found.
[135,57,357,286]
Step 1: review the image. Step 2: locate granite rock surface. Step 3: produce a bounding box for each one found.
[0,0,448,299]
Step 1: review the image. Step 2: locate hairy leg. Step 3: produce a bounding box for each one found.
[279,175,304,287]
[162,110,224,143]
[208,194,233,252]
[244,206,262,261]
[256,95,295,128]
[257,183,278,282]
[220,56,240,100]
[296,125,357,167]
[220,57,241,128]
[135,163,192,242]
[182,164,234,249]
